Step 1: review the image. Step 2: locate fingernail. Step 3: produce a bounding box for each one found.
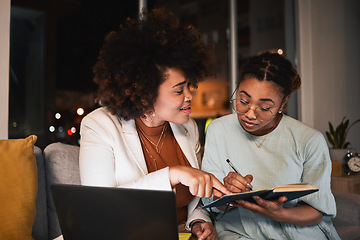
[246,183,253,189]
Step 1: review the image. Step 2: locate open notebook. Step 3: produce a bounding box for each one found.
[203,183,319,208]
[51,184,180,240]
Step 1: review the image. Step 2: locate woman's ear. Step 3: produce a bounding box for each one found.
[279,95,290,113]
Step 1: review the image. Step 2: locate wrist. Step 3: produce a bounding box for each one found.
[168,166,180,186]
[190,220,204,230]
[273,206,288,223]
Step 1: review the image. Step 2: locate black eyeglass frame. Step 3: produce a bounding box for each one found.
[229,98,279,122]
[229,83,286,122]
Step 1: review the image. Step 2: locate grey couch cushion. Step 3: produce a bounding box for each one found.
[333,192,360,240]
[44,142,80,239]
[32,145,48,240]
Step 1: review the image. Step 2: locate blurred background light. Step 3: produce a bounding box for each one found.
[77,107,84,116]
[71,127,76,133]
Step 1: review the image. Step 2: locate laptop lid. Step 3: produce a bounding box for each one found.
[50,184,179,240]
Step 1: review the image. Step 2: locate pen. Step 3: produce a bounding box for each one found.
[226,159,239,173]
[226,159,253,191]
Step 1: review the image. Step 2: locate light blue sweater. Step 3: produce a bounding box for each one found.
[202,114,340,240]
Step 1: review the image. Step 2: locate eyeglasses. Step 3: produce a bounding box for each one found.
[229,98,276,122]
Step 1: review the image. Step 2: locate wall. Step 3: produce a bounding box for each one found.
[249,0,285,56]
[0,0,10,139]
[297,0,360,151]
[248,0,299,119]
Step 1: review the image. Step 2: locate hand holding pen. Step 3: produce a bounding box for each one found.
[225,159,253,192]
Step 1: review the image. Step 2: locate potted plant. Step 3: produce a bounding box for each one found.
[326,117,360,162]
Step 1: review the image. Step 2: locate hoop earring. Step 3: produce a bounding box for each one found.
[144,112,155,123]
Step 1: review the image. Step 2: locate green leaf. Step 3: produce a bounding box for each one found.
[329,122,335,135]
[326,131,335,147]
[334,124,341,147]
[343,119,349,131]
[327,117,360,149]
[338,120,348,146]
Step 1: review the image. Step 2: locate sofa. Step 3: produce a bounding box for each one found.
[332,192,360,239]
[32,142,80,240]
[1,136,360,239]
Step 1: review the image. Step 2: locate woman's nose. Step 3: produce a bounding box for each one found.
[244,106,257,119]
[184,87,192,102]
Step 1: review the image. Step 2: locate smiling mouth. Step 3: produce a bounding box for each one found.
[180,106,191,111]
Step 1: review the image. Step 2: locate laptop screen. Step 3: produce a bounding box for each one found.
[51,184,179,240]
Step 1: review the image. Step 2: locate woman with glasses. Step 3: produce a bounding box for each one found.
[201,52,340,239]
[79,8,230,240]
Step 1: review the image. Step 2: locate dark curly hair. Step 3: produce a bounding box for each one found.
[93,8,214,120]
[237,52,301,97]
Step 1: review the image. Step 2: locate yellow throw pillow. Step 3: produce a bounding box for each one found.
[0,135,38,240]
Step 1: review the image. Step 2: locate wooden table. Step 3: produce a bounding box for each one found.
[331,174,360,194]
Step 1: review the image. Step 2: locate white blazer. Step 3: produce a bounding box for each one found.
[79,107,211,228]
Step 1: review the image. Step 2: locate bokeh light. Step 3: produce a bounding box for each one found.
[49,126,55,132]
[77,108,84,116]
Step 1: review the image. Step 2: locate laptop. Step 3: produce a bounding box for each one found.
[50,184,179,240]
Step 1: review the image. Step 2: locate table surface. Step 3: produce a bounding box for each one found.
[331,174,360,194]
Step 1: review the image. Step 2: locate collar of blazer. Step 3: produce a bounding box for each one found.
[121,119,199,175]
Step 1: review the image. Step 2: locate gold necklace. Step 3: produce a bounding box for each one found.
[137,124,167,153]
[138,133,165,170]
[249,134,268,148]
[136,123,167,170]
[249,116,280,148]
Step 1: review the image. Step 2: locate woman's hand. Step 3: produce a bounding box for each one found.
[191,221,218,240]
[223,172,253,193]
[169,166,231,198]
[232,196,323,225]
[232,196,287,221]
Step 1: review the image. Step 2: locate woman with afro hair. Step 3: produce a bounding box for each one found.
[79,8,229,240]
[201,52,340,239]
